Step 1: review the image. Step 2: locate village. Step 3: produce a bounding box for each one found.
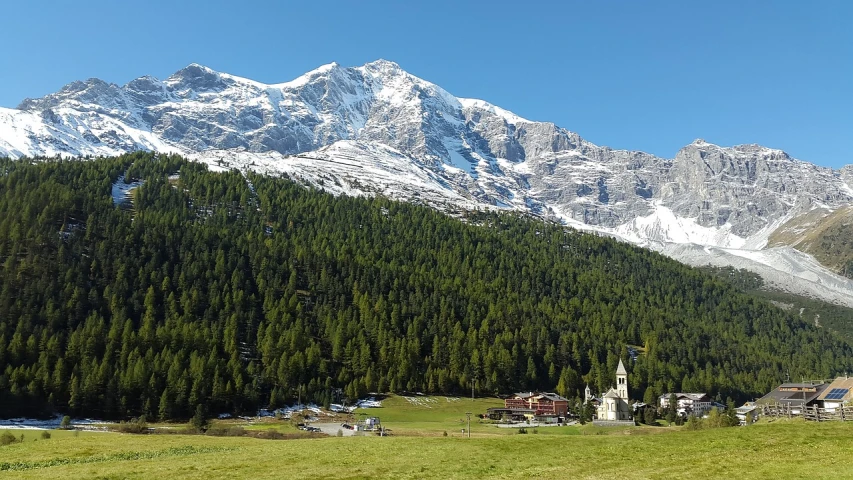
[235,359,853,437]
[483,360,853,429]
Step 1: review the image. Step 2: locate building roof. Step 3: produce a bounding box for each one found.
[758,382,828,406]
[616,359,627,375]
[603,388,621,399]
[659,393,710,401]
[512,392,536,400]
[816,377,853,402]
[511,392,569,402]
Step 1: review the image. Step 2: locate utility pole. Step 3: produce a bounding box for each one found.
[465,412,472,439]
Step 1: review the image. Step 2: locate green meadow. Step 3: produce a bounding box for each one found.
[2,396,852,479]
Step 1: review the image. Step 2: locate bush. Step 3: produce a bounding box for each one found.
[337,429,343,437]
[116,415,148,434]
[0,430,15,446]
[518,427,527,434]
[40,431,51,440]
[60,416,71,430]
[257,430,285,440]
[442,431,448,437]
[205,426,246,437]
[685,415,702,431]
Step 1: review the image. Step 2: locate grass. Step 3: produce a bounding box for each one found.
[2,419,853,479]
[3,397,852,478]
[349,394,505,436]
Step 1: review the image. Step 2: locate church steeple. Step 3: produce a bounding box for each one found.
[616,359,628,399]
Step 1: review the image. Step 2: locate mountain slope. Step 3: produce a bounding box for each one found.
[1,154,851,419]
[2,60,853,307]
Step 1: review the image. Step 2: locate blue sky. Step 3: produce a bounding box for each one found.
[2,0,851,167]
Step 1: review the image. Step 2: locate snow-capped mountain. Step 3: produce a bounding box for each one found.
[3,60,853,307]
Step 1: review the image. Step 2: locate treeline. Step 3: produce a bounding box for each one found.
[0,153,850,419]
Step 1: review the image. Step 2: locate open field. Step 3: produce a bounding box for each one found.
[3,396,853,479]
[2,420,853,479]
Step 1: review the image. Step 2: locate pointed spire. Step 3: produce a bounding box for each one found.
[616,358,627,375]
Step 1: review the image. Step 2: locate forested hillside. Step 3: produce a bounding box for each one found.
[0,153,850,419]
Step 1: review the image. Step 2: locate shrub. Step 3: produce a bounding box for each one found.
[337,429,343,437]
[205,426,246,437]
[116,415,148,434]
[0,430,15,446]
[518,427,528,434]
[60,416,71,430]
[40,431,51,440]
[442,431,448,437]
[258,430,285,440]
[685,415,702,431]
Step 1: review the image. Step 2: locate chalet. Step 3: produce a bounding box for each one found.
[815,376,853,412]
[659,393,713,417]
[505,392,570,416]
[757,382,828,415]
[736,402,758,424]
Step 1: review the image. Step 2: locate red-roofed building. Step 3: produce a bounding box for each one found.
[505,392,569,416]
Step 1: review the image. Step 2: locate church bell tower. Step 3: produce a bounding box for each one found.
[616,359,628,399]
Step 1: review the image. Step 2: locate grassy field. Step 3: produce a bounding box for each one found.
[2,396,853,479]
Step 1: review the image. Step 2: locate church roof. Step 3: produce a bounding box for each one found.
[603,388,621,399]
[616,359,627,375]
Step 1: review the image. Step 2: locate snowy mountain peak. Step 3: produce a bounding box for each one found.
[3,60,853,307]
[362,59,403,72]
[458,98,531,125]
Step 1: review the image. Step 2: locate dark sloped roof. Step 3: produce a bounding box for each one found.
[758,382,828,406]
[659,392,709,401]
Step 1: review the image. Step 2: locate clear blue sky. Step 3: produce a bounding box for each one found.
[2,0,851,167]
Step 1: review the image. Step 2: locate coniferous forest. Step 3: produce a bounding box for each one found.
[0,153,850,419]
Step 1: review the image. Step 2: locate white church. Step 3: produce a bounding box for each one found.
[588,359,633,423]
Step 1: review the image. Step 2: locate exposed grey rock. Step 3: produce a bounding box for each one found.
[3,60,853,247]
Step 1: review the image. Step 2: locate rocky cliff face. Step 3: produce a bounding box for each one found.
[3,60,853,306]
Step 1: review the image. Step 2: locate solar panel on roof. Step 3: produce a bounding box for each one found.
[824,388,849,400]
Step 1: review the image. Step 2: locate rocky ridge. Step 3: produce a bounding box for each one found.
[2,60,853,306]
